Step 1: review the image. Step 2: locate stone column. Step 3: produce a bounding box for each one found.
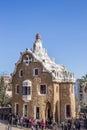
[52,103,55,122]
[58,85,60,124]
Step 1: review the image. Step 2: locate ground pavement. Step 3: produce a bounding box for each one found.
[0,123,52,130]
[0,122,28,130]
[0,120,59,130]
[0,120,87,130]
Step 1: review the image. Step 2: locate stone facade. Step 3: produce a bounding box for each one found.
[12,34,75,123]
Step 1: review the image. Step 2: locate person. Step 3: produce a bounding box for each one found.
[29,118,34,129]
[20,115,24,129]
[67,120,72,130]
[74,119,80,130]
[15,114,19,127]
[7,123,12,130]
[31,125,35,130]
[41,120,45,130]
[64,123,67,130]
[71,118,75,130]
[51,120,57,130]
[61,121,65,130]
[8,113,12,124]
[36,125,39,130]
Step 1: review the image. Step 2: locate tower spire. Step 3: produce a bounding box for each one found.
[33,33,42,52]
[36,33,41,40]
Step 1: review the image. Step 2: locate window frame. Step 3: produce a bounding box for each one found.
[65,104,71,119]
[15,85,19,94]
[19,69,23,77]
[34,106,40,120]
[23,104,28,117]
[22,80,32,96]
[39,84,47,95]
[33,68,39,76]
[22,86,31,95]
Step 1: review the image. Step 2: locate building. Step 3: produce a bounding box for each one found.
[74,80,81,115]
[0,76,12,97]
[75,79,87,110]
[12,34,75,123]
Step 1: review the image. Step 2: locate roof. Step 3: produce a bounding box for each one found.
[12,34,75,83]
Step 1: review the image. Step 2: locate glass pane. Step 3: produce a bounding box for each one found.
[22,87,27,95]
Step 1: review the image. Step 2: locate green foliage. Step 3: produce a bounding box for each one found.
[0,76,12,106]
[79,74,87,93]
[81,107,87,113]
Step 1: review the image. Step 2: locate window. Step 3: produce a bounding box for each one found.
[22,80,32,101]
[23,55,32,66]
[33,68,39,76]
[23,104,27,117]
[36,107,40,119]
[40,85,47,94]
[22,86,31,95]
[15,85,19,94]
[19,70,23,77]
[66,105,71,118]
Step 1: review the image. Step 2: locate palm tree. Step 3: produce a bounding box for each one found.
[81,74,87,93]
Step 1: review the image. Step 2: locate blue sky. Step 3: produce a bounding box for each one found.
[0,0,87,79]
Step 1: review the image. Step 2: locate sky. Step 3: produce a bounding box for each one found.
[0,0,87,79]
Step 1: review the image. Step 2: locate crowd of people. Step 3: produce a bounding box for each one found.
[6,113,82,130]
[61,119,81,130]
[7,113,57,130]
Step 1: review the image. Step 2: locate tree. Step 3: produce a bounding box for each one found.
[0,76,12,106]
[80,74,87,93]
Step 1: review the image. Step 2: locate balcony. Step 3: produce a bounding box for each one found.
[22,95,31,102]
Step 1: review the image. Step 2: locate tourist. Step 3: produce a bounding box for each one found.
[7,123,12,130]
[20,115,24,129]
[63,123,67,130]
[36,125,40,130]
[41,120,45,130]
[67,119,72,130]
[74,119,80,130]
[61,121,65,130]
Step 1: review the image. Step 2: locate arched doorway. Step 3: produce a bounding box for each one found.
[45,102,52,120]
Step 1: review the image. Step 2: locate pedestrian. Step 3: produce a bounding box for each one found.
[67,119,72,130]
[74,119,80,130]
[61,121,65,130]
[36,125,39,130]
[31,125,35,130]
[41,120,45,130]
[6,123,12,130]
[64,123,67,130]
[20,115,24,129]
